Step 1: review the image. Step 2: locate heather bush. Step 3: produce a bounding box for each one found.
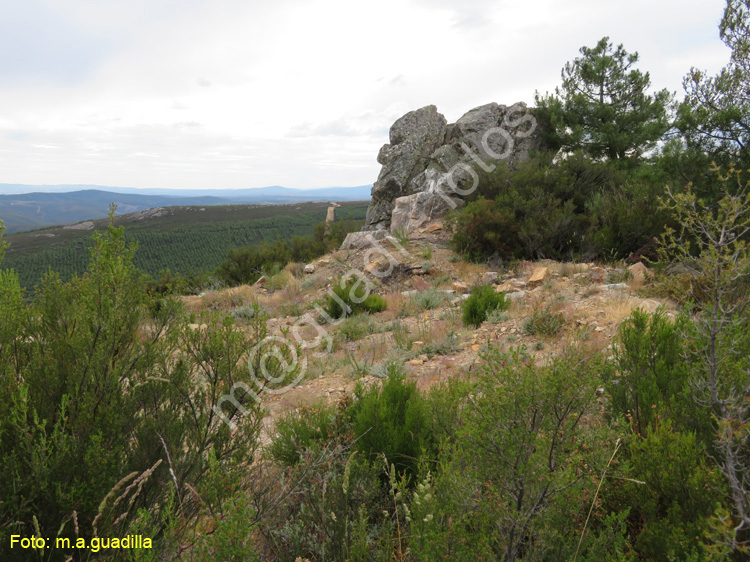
[448,152,673,262]
[324,275,386,320]
[268,403,339,467]
[347,364,433,481]
[447,197,520,261]
[263,445,390,562]
[624,422,724,560]
[606,309,707,437]
[421,346,621,561]
[0,212,265,561]
[461,284,509,327]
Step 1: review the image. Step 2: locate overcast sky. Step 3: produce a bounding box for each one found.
[0,0,730,190]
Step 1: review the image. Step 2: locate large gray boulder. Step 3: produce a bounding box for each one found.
[361,102,544,233]
[390,191,465,233]
[340,230,389,250]
[365,106,447,230]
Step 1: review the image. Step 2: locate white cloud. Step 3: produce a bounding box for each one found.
[0,0,731,189]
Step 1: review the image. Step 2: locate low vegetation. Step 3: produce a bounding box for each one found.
[3,171,750,560]
[461,284,509,327]
[325,276,387,320]
[522,303,566,336]
[4,5,750,559]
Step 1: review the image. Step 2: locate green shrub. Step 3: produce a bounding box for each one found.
[461,284,509,327]
[0,213,264,558]
[447,198,520,262]
[325,276,386,319]
[264,443,388,562]
[145,268,217,296]
[361,293,386,313]
[347,364,432,480]
[265,269,294,291]
[584,176,671,260]
[217,239,292,285]
[440,346,615,560]
[624,422,724,560]
[607,309,707,437]
[337,315,376,342]
[446,151,674,262]
[522,304,566,336]
[216,218,363,287]
[268,404,338,467]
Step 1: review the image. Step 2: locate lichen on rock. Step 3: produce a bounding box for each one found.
[360,102,545,237]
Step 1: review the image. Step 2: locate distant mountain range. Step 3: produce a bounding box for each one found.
[0,184,372,234]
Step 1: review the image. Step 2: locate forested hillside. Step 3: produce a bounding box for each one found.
[3,201,367,288]
[0,185,373,234]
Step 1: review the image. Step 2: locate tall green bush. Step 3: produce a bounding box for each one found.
[348,365,432,480]
[624,422,724,560]
[438,346,618,561]
[608,309,709,438]
[0,212,265,560]
[447,197,520,261]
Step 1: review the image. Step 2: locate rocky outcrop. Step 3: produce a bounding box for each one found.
[362,102,544,234]
[340,230,390,250]
[390,190,463,233]
[365,105,448,230]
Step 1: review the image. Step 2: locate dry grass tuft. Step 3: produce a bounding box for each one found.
[266,270,298,292]
[284,261,306,278]
[185,284,256,314]
[450,260,490,282]
[379,291,409,321]
[558,262,589,277]
[599,295,641,327]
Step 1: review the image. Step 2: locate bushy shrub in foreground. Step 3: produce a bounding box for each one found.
[347,364,432,480]
[0,213,265,561]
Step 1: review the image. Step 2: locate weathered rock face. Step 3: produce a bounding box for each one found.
[340,230,389,250]
[362,102,544,233]
[365,105,447,230]
[390,190,464,233]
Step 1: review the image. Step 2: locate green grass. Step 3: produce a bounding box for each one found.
[3,202,368,288]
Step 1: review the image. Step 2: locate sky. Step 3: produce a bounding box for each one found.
[0,0,731,190]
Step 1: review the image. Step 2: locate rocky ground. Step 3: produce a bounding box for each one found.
[182,220,674,440]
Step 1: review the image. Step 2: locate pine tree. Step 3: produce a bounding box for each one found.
[536,37,672,161]
[680,0,750,164]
